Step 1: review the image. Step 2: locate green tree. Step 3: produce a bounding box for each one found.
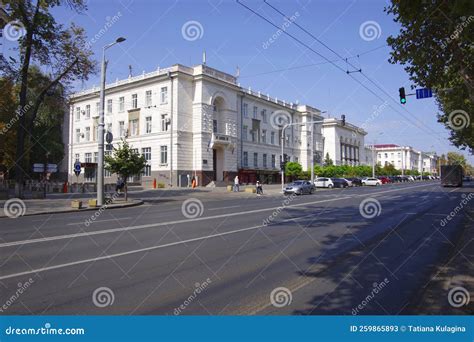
[385,1,474,153]
[381,163,400,176]
[285,162,302,181]
[1,0,95,196]
[447,151,467,167]
[324,153,333,166]
[105,140,147,201]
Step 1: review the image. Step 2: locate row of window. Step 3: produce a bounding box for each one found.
[242,103,270,122]
[242,152,278,169]
[74,146,168,178]
[75,87,169,121]
[75,115,170,143]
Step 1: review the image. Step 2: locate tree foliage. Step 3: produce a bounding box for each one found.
[385,0,474,152]
[285,161,303,180]
[105,140,147,201]
[1,0,96,194]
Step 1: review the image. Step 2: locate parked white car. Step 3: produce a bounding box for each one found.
[342,178,353,187]
[362,177,382,186]
[314,177,334,188]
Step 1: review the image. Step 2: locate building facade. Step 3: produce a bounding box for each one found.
[372,144,438,174]
[321,118,367,166]
[68,64,327,187]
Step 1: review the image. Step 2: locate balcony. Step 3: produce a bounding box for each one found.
[212,132,233,147]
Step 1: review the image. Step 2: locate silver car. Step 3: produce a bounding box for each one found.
[284,180,315,195]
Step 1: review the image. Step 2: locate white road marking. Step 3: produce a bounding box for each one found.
[208,205,241,211]
[0,182,435,249]
[66,217,132,226]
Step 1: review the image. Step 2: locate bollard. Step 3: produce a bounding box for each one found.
[153,178,157,189]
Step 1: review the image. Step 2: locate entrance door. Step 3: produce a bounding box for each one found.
[212,149,217,181]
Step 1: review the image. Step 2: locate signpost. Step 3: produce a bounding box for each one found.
[33,163,58,173]
[415,88,433,99]
[74,161,81,177]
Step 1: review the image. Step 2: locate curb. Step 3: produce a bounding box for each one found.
[0,200,144,218]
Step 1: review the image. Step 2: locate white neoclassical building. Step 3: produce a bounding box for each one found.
[321,118,367,166]
[68,63,334,187]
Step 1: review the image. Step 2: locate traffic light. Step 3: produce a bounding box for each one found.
[341,114,346,126]
[399,87,406,104]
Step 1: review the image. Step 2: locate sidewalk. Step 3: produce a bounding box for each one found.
[0,197,143,218]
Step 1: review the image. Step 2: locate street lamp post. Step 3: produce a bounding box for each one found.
[97,37,126,206]
[280,118,327,191]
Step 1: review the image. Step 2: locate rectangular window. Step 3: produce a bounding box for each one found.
[213,120,218,133]
[132,94,138,109]
[85,127,90,141]
[271,154,276,168]
[130,119,139,136]
[251,130,256,143]
[75,107,80,121]
[263,153,267,168]
[253,106,258,119]
[119,121,125,137]
[107,99,113,114]
[243,152,248,167]
[142,147,151,176]
[161,114,169,131]
[94,152,98,162]
[262,129,267,144]
[145,90,152,107]
[160,87,168,104]
[96,102,100,116]
[262,109,267,123]
[242,125,248,141]
[119,97,125,112]
[76,129,81,143]
[243,103,248,118]
[75,153,80,162]
[271,132,275,145]
[146,116,152,134]
[85,153,92,163]
[106,123,112,134]
[160,145,168,164]
[253,152,258,167]
[85,105,90,119]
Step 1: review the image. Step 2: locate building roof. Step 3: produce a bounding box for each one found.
[374,144,399,148]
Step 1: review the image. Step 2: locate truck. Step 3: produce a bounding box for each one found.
[440,165,463,187]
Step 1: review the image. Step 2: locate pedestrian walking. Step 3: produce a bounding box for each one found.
[256,180,263,195]
[234,175,240,192]
[191,176,197,189]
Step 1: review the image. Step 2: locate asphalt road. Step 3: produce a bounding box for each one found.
[0,181,471,315]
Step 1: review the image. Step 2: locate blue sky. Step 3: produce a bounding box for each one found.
[34,0,471,162]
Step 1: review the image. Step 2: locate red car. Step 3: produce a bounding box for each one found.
[377,176,391,184]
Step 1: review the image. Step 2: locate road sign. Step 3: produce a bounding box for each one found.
[32,163,57,173]
[416,88,433,99]
[74,161,81,177]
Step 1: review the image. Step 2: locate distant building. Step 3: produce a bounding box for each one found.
[374,144,421,172]
[321,118,367,166]
[422,152,439,175]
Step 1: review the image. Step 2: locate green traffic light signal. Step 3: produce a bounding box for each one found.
[401,98,406,104]
[399,87,406,104]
